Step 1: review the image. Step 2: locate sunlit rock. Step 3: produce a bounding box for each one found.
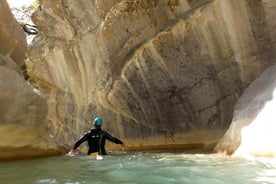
[0,0,27,67]
[215,64,276,157]
[27,0,275,152]
[0,0,64,160]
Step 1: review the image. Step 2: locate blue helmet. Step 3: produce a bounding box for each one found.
[93,117,103,126]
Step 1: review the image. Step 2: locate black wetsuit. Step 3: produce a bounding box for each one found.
[73,128,123,155]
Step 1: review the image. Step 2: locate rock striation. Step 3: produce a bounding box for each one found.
[26,0,275,152]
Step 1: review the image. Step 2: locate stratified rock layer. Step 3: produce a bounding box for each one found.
[27,0,275,152]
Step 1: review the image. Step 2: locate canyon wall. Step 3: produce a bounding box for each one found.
[215,63,276,156]
[26,0,275,152]
[0,0,63,160]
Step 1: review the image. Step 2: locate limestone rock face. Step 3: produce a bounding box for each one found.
[0,0,27,67]
[0,0,63,160]
[214,64,276,156]
[27,0,275,151]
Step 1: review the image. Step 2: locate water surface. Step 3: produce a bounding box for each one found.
[1,151,276,184]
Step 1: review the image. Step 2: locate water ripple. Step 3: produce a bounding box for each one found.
[1,152,276,184]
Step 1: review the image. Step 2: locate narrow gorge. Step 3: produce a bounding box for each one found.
[0,0,275,160]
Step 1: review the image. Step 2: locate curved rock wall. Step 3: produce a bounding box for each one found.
[0,0,63,160]
[214,63,276,156]
[27,0,275,152]
[0,0,27,67]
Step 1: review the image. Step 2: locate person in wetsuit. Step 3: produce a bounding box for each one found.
[69,117,124,156]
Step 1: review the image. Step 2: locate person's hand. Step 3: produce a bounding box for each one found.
[69,149,79,155]
[121,143,125,151]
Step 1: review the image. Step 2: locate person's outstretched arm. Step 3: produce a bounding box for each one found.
[69,132,89,154]
[104,131,123,145]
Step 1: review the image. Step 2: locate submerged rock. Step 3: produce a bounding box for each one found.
[26,0,275,152]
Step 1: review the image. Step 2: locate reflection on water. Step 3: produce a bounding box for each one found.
[0,151,276,184]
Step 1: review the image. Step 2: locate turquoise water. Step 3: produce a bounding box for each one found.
[1,151,276,184]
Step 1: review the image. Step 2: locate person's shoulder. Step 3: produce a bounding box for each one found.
[101,130,111,135]
[86,129,94,134]
[98,129,106,133]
